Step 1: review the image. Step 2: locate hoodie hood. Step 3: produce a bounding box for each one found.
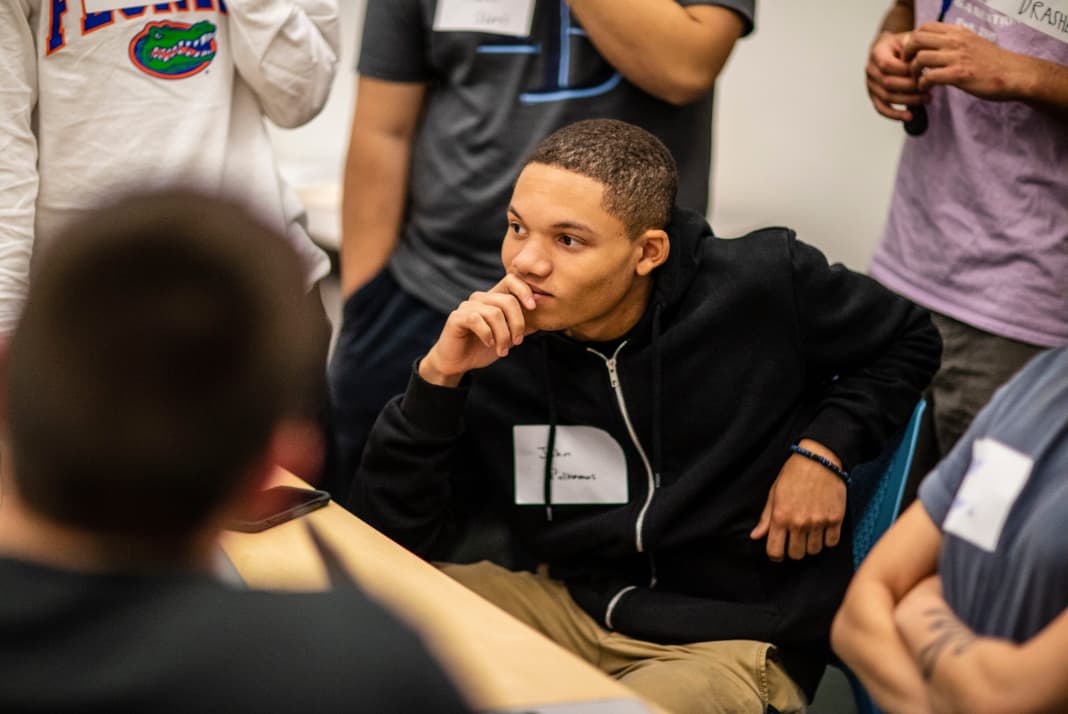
[651,206,711,310]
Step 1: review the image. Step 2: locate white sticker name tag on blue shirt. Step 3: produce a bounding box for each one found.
[433,0,536,37]
[513,425,629,505]
[943,438,1033,552]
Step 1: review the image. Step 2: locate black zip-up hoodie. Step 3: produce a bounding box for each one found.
[354,209,941,697]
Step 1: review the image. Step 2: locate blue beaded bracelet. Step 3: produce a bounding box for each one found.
[789,445,851,486]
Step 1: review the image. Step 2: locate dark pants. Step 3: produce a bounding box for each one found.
[901,311,1044,507]
[325,270,447,504]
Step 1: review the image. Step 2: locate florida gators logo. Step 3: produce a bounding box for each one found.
[129,21,217,79]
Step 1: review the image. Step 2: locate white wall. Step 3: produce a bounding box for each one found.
[270,0,903,271]
[712,1,903,270]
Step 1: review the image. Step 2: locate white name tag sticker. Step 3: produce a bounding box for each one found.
[983,0,1068,43]
[84,0,149,12]
[513,425,629,505]
[943,438,1033,552]
[433,0,536,37]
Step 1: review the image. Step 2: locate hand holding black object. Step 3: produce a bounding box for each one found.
[902,26,931,136]
[904,105,929,135]
[866,31,928,124]
[903,0,953,136]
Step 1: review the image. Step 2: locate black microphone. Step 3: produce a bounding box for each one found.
[904,105,928,136]
[903,0,953,137]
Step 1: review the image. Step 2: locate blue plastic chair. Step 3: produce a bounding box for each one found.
[849,400,927,568]
[831,401,927,714]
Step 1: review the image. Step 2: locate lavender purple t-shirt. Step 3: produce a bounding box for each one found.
[870,0,1068,348]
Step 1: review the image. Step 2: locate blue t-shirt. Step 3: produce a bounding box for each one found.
[919,346,1068,641]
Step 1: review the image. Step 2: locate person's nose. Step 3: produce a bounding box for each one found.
[509,236,552,278]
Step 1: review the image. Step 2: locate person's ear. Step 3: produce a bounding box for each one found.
[268,418,325,485]
[0,343,7,506]
[0,341,8,431]
[635,229,670,276]
[218,418,324,524]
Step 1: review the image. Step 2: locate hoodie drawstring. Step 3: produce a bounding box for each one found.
[539,304,664,525]
[651,303,663,488]
[541,340,557,521]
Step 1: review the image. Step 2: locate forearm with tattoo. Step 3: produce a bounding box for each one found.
[914,606,978,679]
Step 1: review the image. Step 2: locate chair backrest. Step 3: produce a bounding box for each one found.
[848,400,927,569]
[834,400,927,714]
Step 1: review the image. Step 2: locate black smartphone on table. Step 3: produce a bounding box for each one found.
[226,486,330,533]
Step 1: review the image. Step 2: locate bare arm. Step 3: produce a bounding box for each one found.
[227,0,341,128]
[565,1,744,105]
[339,76,426,298]
[832,502,942,713]
[882,0,916,33]
[905,22,1068,121]
[1019,54,1068,119]
[0,0,38,338]
[895,580,1068,713]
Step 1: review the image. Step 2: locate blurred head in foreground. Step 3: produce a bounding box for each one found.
[0,190,321,568]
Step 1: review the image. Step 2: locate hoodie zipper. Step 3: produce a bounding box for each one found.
[587,342,657,568]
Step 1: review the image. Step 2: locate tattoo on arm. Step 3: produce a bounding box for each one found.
[915,606,978,680]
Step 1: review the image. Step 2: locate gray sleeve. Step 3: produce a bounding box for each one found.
[357,0,430,83]
[918,434,975,530]
[679,0,756,36]
[917,351,1048,527]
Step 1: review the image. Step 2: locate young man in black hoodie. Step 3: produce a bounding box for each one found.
[0,193,468,713]
[353,119,941,713]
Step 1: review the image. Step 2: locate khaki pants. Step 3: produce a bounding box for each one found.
[441,561,806,714]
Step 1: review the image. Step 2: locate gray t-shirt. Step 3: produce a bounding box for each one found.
[358,0,755,313]
[919,346,1068,642]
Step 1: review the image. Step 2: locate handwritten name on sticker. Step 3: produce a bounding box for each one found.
[983,0,1068,40]
[434,0,536,37]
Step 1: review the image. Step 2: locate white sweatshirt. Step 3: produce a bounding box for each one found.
[0,0,340,335]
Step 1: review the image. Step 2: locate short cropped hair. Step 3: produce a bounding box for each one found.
[6,191,321,540]
[525,119,678,236]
